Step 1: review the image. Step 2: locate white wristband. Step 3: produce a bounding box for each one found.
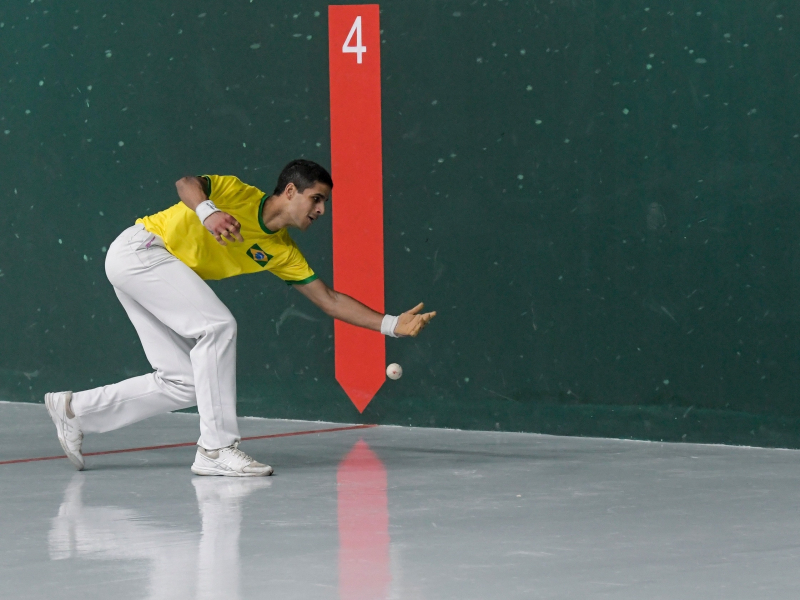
[195,200,221,224]
[381,314,399,338]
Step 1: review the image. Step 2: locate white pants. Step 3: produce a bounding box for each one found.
[71,224,240,449]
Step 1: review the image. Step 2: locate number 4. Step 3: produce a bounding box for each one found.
[342,16,366,64]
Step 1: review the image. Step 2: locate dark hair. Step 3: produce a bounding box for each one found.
[273,159,333,196]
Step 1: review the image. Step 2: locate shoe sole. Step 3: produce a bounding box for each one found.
[191,465,273,477]
[45,393,85,471]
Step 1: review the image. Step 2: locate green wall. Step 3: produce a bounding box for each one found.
[2,0,800,447]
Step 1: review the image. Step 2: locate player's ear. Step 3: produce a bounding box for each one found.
[285,182,297,199]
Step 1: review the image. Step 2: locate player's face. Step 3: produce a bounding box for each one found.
[292,182,331,230]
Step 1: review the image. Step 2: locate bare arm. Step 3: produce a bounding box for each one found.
[295,278,382,330]
[175,176,209,211]
[174,176,243,245]
[294,278,436,337]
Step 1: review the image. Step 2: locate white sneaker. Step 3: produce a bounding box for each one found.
[44,391,84,471]
[191,442,273,477]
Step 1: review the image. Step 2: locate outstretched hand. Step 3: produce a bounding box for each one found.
[394,303,436,337]
[205,211,244,245]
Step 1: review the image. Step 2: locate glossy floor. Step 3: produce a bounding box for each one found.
[2,401,800,599]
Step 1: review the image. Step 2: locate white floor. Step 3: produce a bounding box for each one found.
[2,401,800,599]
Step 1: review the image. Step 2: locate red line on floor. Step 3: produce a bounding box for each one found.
[0,424,378,466]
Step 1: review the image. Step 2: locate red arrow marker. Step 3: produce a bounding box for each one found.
[329,5,385,412]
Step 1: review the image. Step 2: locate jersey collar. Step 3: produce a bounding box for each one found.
[258,194,278,234]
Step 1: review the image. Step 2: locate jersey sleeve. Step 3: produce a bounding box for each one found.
[200,175,252,210]
[269,239,318,285]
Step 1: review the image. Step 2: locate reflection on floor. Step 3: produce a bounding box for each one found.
[47,444,381,600]
[338,439,390,600]
[2,401,800,599]
[50,473,205,599]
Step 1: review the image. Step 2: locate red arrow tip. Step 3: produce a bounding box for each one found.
[337,377,384,413]
[335,323,385,412]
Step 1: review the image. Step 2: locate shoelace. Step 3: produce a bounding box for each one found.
[226,442,253,464]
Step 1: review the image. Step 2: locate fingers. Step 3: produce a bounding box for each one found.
[409,318,423,337]
[214,228,232,245]
[401,312,436,337]
[393,306,436,337]
[225,218,241,239]
[210,215,242,245]
[421,311,436,324]
[404,302,424,316]
[413,312,436,336]
[409,316,425,337]
[221,218,241,241]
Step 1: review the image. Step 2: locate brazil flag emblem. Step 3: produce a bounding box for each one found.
[247,244,273,267]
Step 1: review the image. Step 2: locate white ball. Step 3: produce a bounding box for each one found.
[386,363,403,380]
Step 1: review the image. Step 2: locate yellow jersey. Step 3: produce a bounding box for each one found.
[136,175,317,283]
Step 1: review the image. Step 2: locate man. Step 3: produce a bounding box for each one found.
[45,159,435,476]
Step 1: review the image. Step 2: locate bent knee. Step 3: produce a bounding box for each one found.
[224,315,237,335]
[209,313,237,339]
[154,373,196,403]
